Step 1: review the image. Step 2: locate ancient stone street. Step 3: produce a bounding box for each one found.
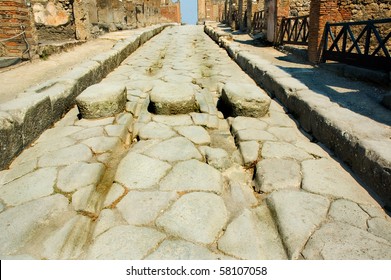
[0,25,390,260]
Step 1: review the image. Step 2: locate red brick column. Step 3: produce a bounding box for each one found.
[308,0,342,63]
[0,0,36,58]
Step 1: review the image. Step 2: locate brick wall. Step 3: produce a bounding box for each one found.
[161,1,180,23]
[0,0,36,58]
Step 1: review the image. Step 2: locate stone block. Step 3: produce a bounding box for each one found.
[76,83,126,119]
[0,112,23,170]
[220,82,271,118]
[149,83,199,115]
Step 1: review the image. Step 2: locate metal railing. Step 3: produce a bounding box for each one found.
[251,10,265,34]
[322,18,391,70]
[277,15,309,46]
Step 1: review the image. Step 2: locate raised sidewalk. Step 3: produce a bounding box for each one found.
[0,24,172,170]
[205,23,391,208]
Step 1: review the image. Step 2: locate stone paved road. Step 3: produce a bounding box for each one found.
[1,26,391,260]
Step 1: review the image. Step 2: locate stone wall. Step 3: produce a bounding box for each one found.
[0,0,37,58]
[289,0,310,16]
[161,1,181,23]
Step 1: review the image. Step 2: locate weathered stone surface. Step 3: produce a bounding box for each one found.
[302,222,391,259]
[72,185,94,211]
[150,83,198,114]
[117,191,178,225]
[235,129,276,143]
[38,144,93,167]
[156,192,228,244]
[87,225,166,259]
[160,159,223,193]
[82,136,120,153]
[262,141,312,161]
[267,190,330,259]
[0,168,56,206]
[75,117,115,127]
[231,116,268,134]
[0,112,23,170]
[70,127,105,141]
[152,114,193,126]
[103,183,126,208]
[329,199,369,230]
[255,158,301,193]
[190,113,219,128]
[92,209,126,239]
[198,146,231,171]
[295,141,331,159]
[268,127,302,143]
[105,125,128,142]
[239,141,260,167]
[57,162,105,193]
[302,158,376,204]
[76,83,126,119]
[138,122,177,140]
[0,194,69,255]
[175,126,211,145]
[221,82,271,117]
[0,159,36,185]
[0,202,4,213]
[143,137,202,162]
[146,239,226,260]
[218,208,287,260]
[37,126,83,143]
[115,152,171,190]
[367,218,391,243]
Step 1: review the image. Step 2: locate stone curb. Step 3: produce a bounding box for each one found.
[205,24,391,208]
[0,24,173,170]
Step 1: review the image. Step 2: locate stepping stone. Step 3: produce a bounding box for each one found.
[220,82,271,117]
[149,83,199,115]
[76,83,126,119]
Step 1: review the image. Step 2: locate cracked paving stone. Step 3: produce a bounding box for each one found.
[198,146,231,171]
[115,152,171,190]
[152,114,193,126]
[329,199,369,230]
[104,125,128,141]
[160,159,223,193]
[103,183,126,208]
[87,225,166,259]
[255,158,301,193]
[262,141,312,161]
[143,137,202,162]
[267,190,330,259]
[0,159,37,185]
[0,168,57,206]
[82,136,120,153]
[156,192,228,245]
[75,117,115,127]
[302,158,377,205]
[231,116,268,134]
[92,209,127,239]
[218,207,287,260]
[72,185,94,211]
[235,129,276,143]
[0,194,69,255]
[57,162,105,193]
[146,239,229,260]
[367,218,391,243]
[70,127,105,141]
[175,126,211,145]
[117,191,178,225]
[302,222,391,259]
[267,127,303,143]
[239,141,260,167]
[36,126,83,143]
[38,144,93,167]
[138,122,177,140]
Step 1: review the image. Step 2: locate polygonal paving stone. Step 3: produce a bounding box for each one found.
[218,207,287,260]
[175,126,211,145]
[37,126,84,143]
[0,168,57,206]
[146,239,227,260]
[0,159,36,185]
[0,194,69,255]
[82,137,120,153]
[255,158,301,193]
[239,141,260,167]
[368,218,391,243]
[117,191,178,225]
[267,127,303,143]
[75,117,115,127]
[92,209,127,239]
[38,144,93,167]
[103,183,126,208]
[72,185,94,211]
[156,192,228,244]
[231,116,268,134]
[138,122,177,140]
[302,158,376,204]
[261,141,312,161]
[57,162,105,193]
[70,127,105,141]
[115,152,171,190]
[160,159,223,193]
[329,199,369,230]
[198,146,231,171]
[302,222,391,259]
[152,114,193,126]
[87,225,166,259]
[235,129,276,143]
[267,190,330,259]
[143,137,202,162]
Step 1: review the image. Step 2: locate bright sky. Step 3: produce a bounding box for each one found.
[180,0,198,25]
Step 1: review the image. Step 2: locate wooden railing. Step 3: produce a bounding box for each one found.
[277,15,309,46]
[251,10,265,34]
[322,18,391,70]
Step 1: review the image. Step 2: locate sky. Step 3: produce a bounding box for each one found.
[179,0,198,25]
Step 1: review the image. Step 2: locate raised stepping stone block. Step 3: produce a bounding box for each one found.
[76,83,126,119]
[149,83,199,115]
[220,82,271,117]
